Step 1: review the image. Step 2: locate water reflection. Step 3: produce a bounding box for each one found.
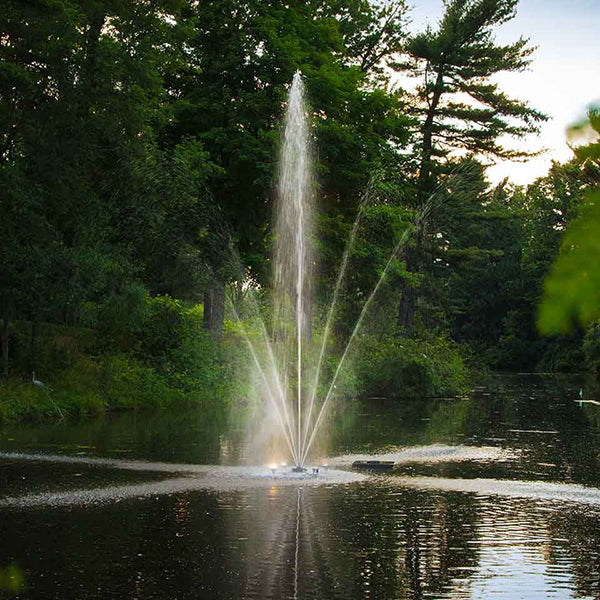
[2,469,600,598]
[548,507,600,599]
[212,484,480,599]
[220,481,600,599]
[2,374,600,598]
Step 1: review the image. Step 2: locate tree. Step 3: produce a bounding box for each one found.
[425,158,524,357]
[394,0,547,334]
[0,0,190,372]
[164,0,412,335]
[495,157,595,370]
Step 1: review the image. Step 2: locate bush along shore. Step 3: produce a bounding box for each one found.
[0,295,246,423]
[0,295,473,424]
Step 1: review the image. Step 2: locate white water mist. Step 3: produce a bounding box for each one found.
[272,71,314,464]
[237,73,438,467]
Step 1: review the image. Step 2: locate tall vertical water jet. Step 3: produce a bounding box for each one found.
[238,73,433,467]
[273,71,314,467]
[238,74,447,469]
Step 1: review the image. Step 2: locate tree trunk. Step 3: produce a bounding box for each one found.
[210,282,225,340]
[203,290,212,332]
[83,11,106,90]
[417,70,444,196]
[397,69,444,335]
[397,285,416,337]
[397,223,425,335]
[29,320,39,374]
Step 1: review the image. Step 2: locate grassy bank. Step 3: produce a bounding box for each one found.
[0,351,233,423]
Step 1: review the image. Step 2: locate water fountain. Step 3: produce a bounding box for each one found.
[244,70,361,472]
[227,72,328,471]
[271,71,314,471]
[239,71,421,471]
[236,71,424,472]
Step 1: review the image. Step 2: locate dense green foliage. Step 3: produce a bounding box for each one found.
[0,298,247,422]
[352,334,469,399]
[1,0,598,422]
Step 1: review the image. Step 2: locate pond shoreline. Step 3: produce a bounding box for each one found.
[0,370,589,426]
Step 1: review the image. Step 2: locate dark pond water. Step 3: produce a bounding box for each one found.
[2,374,600,599]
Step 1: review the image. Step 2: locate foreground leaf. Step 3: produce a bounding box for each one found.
[538,190,600,333]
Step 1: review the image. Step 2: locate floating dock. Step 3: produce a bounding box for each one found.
[352,460,396,472]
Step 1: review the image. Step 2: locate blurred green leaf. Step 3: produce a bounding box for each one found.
[0,563,26,594]
[539,108,600,335]
[538,189,600,333]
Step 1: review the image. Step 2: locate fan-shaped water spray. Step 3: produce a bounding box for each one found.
[243,72,452,468]
[249,72,411,467]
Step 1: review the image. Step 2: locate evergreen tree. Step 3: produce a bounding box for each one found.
[431,159,524,359]
[394,0,547,334]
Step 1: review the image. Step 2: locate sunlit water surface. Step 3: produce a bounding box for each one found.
[1,374,600,599]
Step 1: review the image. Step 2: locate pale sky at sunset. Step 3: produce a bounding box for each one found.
[406,0,600,186]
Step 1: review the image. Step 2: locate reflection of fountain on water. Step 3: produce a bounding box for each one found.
[238,485,358,600]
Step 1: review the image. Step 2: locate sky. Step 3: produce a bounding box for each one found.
[405,0,600,185]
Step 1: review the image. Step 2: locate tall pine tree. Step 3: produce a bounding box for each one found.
[394,0,547,334]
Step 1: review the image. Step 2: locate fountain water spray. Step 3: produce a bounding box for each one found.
[272,71,313,468]
[234,73,471,470]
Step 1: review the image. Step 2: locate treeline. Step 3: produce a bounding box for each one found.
[0,0,598,419]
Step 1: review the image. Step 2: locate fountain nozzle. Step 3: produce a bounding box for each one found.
[291,465,307,473]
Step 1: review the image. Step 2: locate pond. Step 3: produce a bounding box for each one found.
[1,374,600,599]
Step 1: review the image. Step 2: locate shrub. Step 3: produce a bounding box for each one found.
[0,300,247,423]
[97,354,184,409]
[352,334,469,399]
[0,379,103,422]
[139,295,186,364]
[94,282,151,352]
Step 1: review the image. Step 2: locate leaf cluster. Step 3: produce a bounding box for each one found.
[538,108,600,334]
